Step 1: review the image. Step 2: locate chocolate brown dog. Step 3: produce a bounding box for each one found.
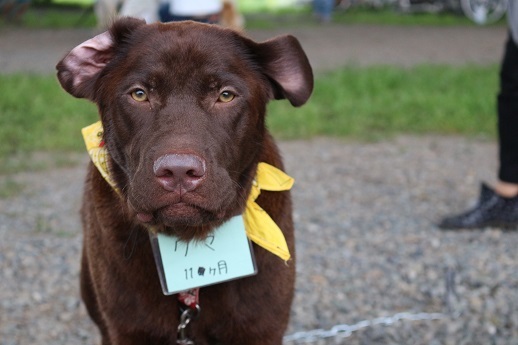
[57,17,313,344]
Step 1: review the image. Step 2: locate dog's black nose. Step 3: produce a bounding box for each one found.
[153,153,206,193]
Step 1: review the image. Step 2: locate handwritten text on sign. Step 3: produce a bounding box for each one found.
[153,215,257,295]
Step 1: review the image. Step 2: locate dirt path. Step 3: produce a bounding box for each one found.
[0,23,508,74]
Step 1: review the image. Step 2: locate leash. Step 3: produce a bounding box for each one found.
[177,289,201,345]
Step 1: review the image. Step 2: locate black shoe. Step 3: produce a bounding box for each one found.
[438,183,518,230]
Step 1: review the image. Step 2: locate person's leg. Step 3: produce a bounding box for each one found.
[497,34,518,193]
[439,32,518,230]
[322,0,334,22]
[494,181,518,197]
[313,0,324,18]
[313,0,333,23]
[158,3,173,22]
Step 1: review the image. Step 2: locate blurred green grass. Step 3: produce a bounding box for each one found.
[0,74,97,153]
[0,1,490,29]
[244,6,480,30]
[268,64,498,140]
[0,64,498,173]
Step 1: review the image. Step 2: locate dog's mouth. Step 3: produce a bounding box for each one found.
[158,202,221,225]
[127,167,240,239]
[134,200,229,239]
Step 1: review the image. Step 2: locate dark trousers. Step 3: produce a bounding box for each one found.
[498,33,518,183]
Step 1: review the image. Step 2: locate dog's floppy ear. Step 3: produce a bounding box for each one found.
[249,35,314,107]
[56,17,145,100]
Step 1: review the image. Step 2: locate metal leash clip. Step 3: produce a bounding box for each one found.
[177,305,201,345]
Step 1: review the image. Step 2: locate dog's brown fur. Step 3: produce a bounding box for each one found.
[57,18,313,345]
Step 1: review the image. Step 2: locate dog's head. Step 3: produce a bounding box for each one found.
[57,18,313,240]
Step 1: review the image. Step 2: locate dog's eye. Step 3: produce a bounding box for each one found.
[131,89,148,102]
[218,91,235,103]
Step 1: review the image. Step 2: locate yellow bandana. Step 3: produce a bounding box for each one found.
[81,121,293,262]
[82,121,119,193]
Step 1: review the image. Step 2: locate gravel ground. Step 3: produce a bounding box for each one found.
[2,23,518,344]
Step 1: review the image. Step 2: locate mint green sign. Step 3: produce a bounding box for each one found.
[153,215,257,295]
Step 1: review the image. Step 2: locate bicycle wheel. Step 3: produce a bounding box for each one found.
[460,0,508,25]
